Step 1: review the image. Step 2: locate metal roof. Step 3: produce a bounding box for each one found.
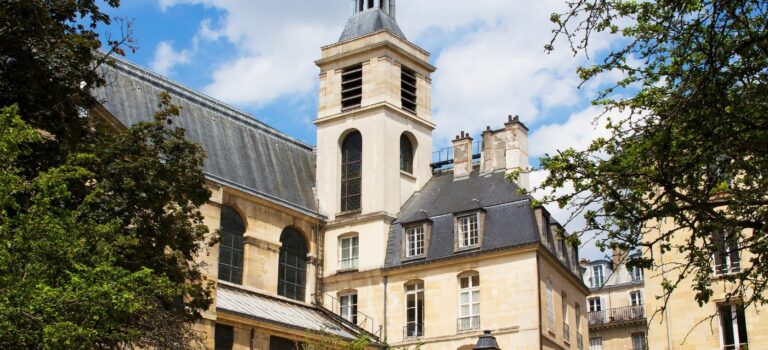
[216,284,359,339]
[385,171,542,268]
[339,8,406,42]
[93,58,319,216]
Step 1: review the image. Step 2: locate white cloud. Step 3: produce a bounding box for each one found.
[150,41,192,75]
[529,106,610,158]
[154,0,617,122]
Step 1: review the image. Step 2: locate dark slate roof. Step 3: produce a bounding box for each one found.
[93,58,319,216]
[385,171,542,268]
[216,283,362,340]
[339,8,406,42]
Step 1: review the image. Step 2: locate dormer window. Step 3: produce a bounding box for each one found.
[592,265,604,288]
[405,225,425,258]
[401,65,417,114]
[455,212,483,251]
[459,214,479,247]
[341,64,363,111]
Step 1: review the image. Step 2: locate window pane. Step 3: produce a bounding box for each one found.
[720,305,735,346]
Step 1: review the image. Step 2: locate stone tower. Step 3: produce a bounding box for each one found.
[315,1,435,274]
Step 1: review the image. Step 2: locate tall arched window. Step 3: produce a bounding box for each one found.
[218,206,244,284]
[400,134,414,173]
[546,278,555,331]
[278,227,308,301]
[341,131,362,212]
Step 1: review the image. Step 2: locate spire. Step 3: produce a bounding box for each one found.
[341,0,405,42]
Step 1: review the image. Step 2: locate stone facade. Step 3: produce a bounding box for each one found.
[644,219,768,350]
[95,4,591,350]
[580,253,647,350]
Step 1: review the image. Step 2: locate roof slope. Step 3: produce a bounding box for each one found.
[385,171,541,268]
[93,58,319,216]
[216,284,362,340]
[339,8,406,42]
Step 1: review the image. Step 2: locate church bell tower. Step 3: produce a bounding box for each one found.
[315,0,435,273]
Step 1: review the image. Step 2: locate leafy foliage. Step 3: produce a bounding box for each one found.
[0,1,214,347]
[537,0,768,309]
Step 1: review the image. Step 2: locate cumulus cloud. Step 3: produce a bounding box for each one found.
[150,41,192,75]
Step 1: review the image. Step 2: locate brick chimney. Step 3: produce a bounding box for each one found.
[452,131,473,180]
[481,115,529,190]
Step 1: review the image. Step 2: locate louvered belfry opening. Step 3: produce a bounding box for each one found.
[341,64,363,111]
[401,65,417,114]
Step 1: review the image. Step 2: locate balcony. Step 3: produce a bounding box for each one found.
[457,316,480,332]
[588,305,645,328]
[563,322,570,342]
[577,332,584,350]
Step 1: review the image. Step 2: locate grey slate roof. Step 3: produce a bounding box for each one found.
[93,58,319,216]
[339,8,406,42]
[216,284,360,339]
[385,171,542,268]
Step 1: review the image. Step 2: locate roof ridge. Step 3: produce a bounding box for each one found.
[105,55,315,151]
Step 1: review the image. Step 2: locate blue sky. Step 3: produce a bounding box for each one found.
[99,0,621,260]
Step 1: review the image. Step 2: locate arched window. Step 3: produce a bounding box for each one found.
[400,134,414,173]
[405,280,425,337]
[546,278,555,331]
[341,131,362,212]
[278,227,308,301]
[218,206,245,284]
[458,272,480,331]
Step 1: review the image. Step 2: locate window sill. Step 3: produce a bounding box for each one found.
[400,170,416,180]
[337,267,359,274]
[336,209,362,218]
[402,255,426,262]
[454,245,481,254]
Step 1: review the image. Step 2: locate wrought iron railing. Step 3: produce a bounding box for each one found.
[588,305,645,326]
[403,324,424,338]
[457,316,480,332]
[577,332,584,350]
[431,140,482,170]
[715,261,741,276]
[723,344,749,350]
[563,322,570,342]
[316,293,380,337]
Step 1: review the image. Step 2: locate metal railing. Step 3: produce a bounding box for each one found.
[403,324,424,338]
[563,322,570,342]
[431,140,482,170]
[723,344,749,350]
[588,305,645,326]
[715,261,741,276]
[338,257,358,270]
[457,316,480,332]
[316,293,380,337]
[577,332,584,350]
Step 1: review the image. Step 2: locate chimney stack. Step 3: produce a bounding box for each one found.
[480,115,529,190]
[452,131,473,180]
[611,248,626,270]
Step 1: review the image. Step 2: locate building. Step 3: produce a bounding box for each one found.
[93,1,589,349]
[580,252,647,350]
[643,219,768,350]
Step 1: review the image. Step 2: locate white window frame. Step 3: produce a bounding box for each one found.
[630,290,643,306]
[592,265,604,287]
[631,266,644,281]
[458,274,480,331]
[339,293,358,324]
[546,278,555,331]
[562,292,570,342]
[714,230,741,276]
[457,213,480,248]
[588,297,602,312]
[631,332,647,350]
[719,304,748,350]
[590,337,603,350]
[405,225,425,258]
[405,282,425,338]
[339,235,359,270]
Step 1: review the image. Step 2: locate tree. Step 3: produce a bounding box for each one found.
[535,0,768,310]
[0,1,214,348]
